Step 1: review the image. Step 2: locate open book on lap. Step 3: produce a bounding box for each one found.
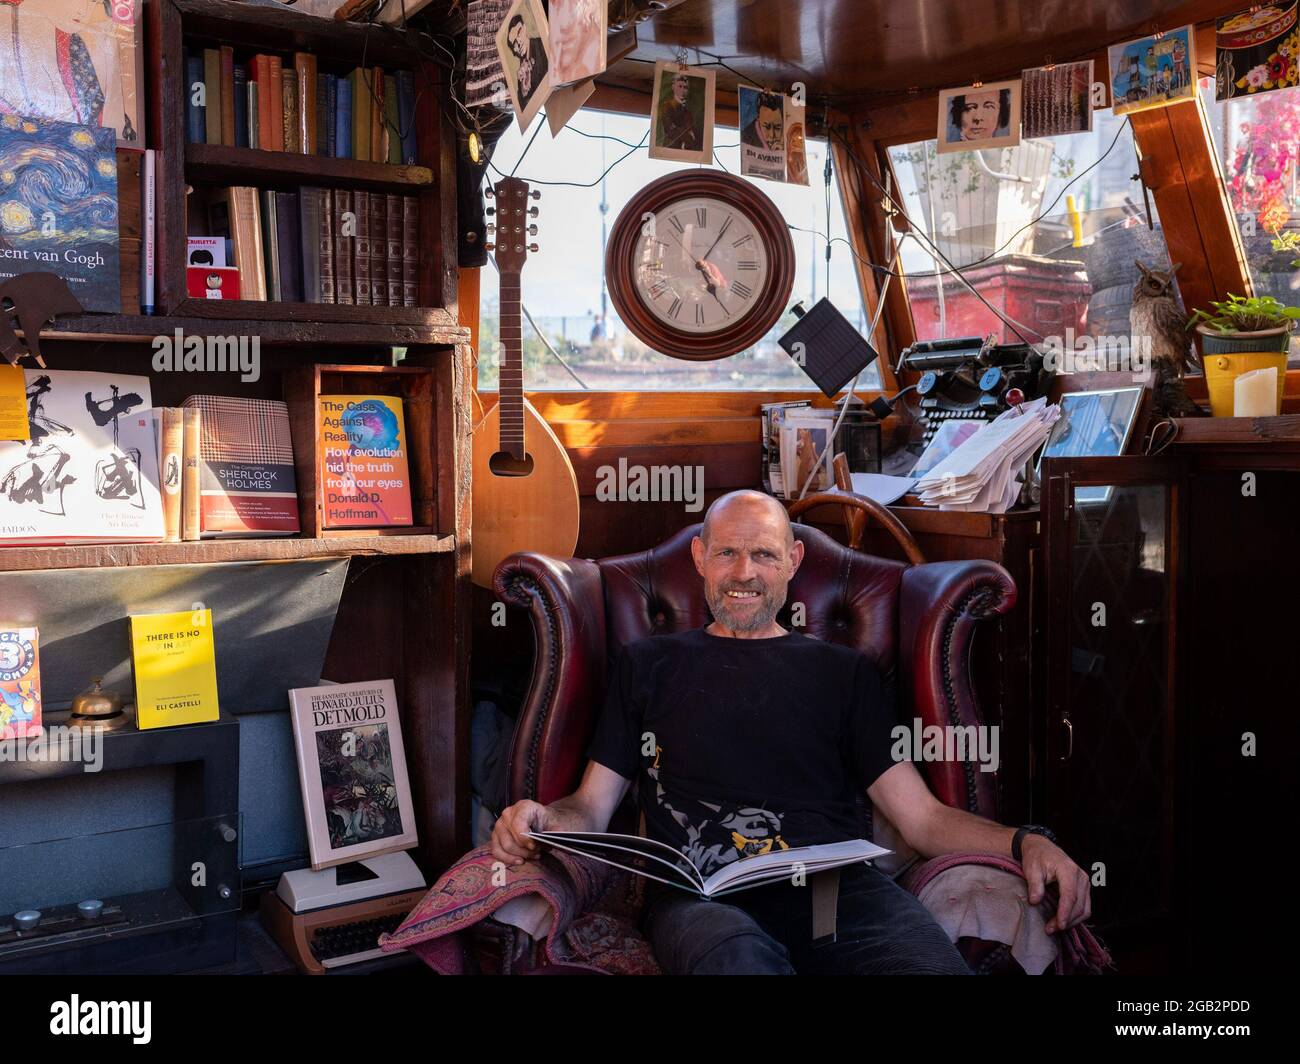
[527,831,891,899]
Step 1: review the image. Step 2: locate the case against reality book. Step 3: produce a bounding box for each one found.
[289,679,418,870]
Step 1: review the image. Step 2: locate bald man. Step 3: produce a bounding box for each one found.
[492,490,1090,974]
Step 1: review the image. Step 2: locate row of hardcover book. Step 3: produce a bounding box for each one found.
[203,186,420,305]
[0,370,413,547]
[185,49,418,164]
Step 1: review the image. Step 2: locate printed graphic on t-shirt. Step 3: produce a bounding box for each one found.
[648,744,789,876]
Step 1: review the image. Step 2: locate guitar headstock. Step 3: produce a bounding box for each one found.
[485,176,540,272]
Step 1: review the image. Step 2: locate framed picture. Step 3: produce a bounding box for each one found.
[289,679,419,870]
[1108,25,1197,116]
[1036,387,1145,504]
[1216,2,1299,99]
[937,79,1022,154]
[495,0,554,132]
[739,85,787,181]
[1021,60,1094,138]
[548,0,607,87]
[649,60,715,164]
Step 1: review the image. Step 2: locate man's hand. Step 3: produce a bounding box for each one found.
[1021,835,1091,934]
[491,799,550,866]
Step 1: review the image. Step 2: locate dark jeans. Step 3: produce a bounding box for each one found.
[643,862,972,975]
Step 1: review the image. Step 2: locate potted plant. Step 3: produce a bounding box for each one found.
[1187,293,1300,353]
[1187,294,1297,416]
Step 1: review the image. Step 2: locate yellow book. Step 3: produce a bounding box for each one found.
[130,609,220,730]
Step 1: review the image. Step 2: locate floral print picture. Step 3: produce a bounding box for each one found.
[1216,2,1300,99]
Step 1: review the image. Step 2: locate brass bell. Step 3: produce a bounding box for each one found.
[68,678,130,733]
[71,678,121,718]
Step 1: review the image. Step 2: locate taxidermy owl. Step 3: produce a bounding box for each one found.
[1129,260,1206,418]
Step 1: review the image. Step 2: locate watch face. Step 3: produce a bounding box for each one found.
[632,196,771,335]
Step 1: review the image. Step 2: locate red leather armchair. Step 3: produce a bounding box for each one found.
[473,517,1081,972]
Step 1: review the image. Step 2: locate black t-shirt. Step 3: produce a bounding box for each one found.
[587,627,898,879]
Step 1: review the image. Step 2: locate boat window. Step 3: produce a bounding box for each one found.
[1199,77,1300,367]
[886,116,1170,368]
[478,109,881,391]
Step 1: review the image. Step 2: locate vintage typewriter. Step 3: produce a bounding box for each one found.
[901,336,1052,448]
[260,852,426,974]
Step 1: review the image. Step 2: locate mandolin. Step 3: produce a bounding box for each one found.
[471,177,580,588]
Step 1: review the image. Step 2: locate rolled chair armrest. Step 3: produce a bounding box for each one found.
[494,551,609,805]
[899,560,1016,817]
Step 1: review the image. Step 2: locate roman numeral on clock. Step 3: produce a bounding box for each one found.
[648,278,672,299]
[667,297,683,319]
[737,260,758,271]
[732,234,753,248]
[695,206,707,228]
[732,281,754,299]
[668,215,686,235]
[694,304,706,325]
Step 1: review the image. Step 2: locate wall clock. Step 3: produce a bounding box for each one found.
[604,170,796,361]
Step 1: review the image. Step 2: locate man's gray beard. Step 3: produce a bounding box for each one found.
[707,586,782,633]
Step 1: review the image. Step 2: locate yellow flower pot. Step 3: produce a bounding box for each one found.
[1202,351,1288,417]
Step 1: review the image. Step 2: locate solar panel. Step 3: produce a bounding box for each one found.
[777,299,880,398]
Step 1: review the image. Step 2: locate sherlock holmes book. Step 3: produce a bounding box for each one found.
[181,395,300,536]
[288,679,418,870]
[0,115,120,311]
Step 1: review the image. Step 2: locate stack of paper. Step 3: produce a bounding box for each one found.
[914,399,1061,513]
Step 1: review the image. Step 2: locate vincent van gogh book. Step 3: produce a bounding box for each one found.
[0,625,41,740]
[0,369,163,544]
[0,115,120,311]
[317,395,413,529]
[130,609,220,731]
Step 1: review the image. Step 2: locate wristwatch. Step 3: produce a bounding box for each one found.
[1011,825,1057,863]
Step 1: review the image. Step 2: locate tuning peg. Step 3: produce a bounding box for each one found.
[486,207,496,216]
[527,225,538,236]
[528,243,539,253]
[528,206,539,217]
[484,187,494,198]
[530,189,541,200]
[484,242,496,251]
[486,224,496,233]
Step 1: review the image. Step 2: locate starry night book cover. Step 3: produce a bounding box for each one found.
[0,113,120,312]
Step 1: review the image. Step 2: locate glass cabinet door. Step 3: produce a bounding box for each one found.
[1041,457,1184,952]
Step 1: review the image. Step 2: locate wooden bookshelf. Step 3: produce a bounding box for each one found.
[37,314,467,347]
[0,533,455,574]
[5,0,475,890]
[147,0,459,320]
[186,144,434,192]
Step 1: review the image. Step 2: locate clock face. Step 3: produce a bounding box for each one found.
[605,170,796,360]
[632,196,772,335]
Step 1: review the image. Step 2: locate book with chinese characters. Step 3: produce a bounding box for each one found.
[527,831,890,899]
[0,370,162,545]
[318,395,412,529]
[130,609,220,731]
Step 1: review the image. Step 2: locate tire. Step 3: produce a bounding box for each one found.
[1086,283,1134,338]
[1083,224,1170,292]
